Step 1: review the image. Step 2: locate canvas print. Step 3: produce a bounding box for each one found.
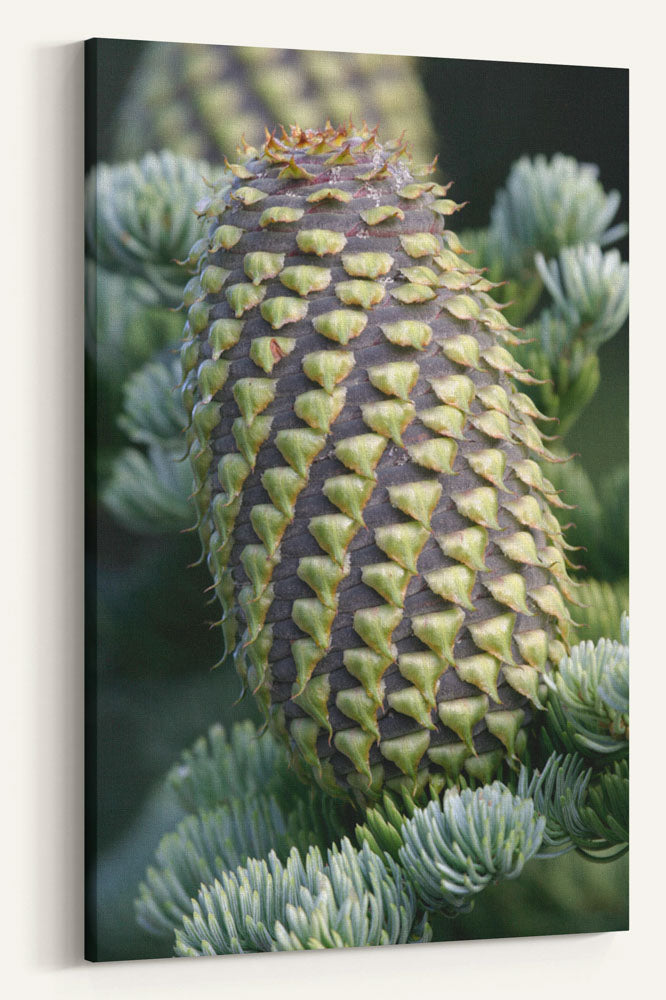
[85,39,629,962]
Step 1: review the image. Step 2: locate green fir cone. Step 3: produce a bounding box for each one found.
[181,123,578,802]
[113,42,436,166]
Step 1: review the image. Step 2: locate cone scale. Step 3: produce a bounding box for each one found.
[181,123,575,800]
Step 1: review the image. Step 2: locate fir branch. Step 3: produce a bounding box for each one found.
[135,794,299,937]
[356,792,415,861]
[544,625,629,758]
[100,340,195,535]
[117,358,187,452]
[518,750,628,863]
[463,157,628,435]
[167,721,294,814]
[518,753,628,862]
[570,579,629,645]
[397,784,545,916]
[136,723,355,939]
[598,615,629,715]
[173,840,426,955]
[168,721,352,848]
[86,151,227,305]
[517,753,592,858]
[534,244,629,362]
[101,445,194,534]
[577,760,629,860]
[85,263,166,380]
[511,244,628,433]
[488,154,626,276]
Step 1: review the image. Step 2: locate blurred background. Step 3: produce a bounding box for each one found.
[85,40,628,961]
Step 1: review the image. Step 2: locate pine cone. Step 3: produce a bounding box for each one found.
[181,123,577,801]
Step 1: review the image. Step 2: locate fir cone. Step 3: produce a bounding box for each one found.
[180,123,578,801]
[113,43,436,166]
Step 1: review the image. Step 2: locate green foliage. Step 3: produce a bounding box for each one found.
[356,791,415,861]
[86,264,168,381]
[518,753,591,857]
[398,784,545,915]
[136,723,355,940]
[117,359,186,452]
[462,155,627,436]
[101,358,193,534]
[519,752,628,862]
[101,445,193,534]
[167,722,351,838]
[570,578,629,644]
[86,155,224,533]
[174,840,425,955]
[136,791,353,938]
[509,244,628,433]
[86,151,226,305]
[487,153,627,276]
[86,263,185,486]
[597,463,629,576]
[544,620,629,759]
[544,458,628,583]
[579,760,629,858]
[167,721,290,813]
[535,245,629,359]
[598,618,630,715]
[136,795,304,936]
[511,244,628,433]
